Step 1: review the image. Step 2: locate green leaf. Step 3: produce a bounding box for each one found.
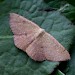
[43,0,75,24]
[58,4,75,24]
[64,42,75,75]
[64,0,75,6]
[44,0,67,9]
[44,0,67,10]
[0,0,74,75]
[0,0,4,2]
[55,70,65,75]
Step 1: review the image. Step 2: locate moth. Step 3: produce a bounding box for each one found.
[10,13,70,61]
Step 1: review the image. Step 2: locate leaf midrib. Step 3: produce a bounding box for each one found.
[0,35,13,39]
